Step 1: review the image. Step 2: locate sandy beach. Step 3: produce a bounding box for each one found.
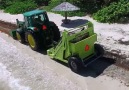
[0,10,129,90]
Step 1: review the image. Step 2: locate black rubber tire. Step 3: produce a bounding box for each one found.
[94,44,104,56]
[16,31,25,44]
[68,57,82,73]
[51,24,60,42]
[26,31,40,51]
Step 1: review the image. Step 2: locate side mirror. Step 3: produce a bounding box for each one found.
[16,19,19,24]
[16,19,21,28]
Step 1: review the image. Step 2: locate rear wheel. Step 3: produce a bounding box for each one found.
[95,44,104,56]
[26,32,40,51]
[68,57,82,73]
[16,31,25,43]
[51,23,60,42]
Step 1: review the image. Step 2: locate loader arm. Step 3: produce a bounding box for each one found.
[47,31,71,63]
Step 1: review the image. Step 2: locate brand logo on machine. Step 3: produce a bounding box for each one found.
[85,45,89,51]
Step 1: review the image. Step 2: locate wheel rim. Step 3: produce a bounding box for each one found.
[71,61,77,71]
[28,34,36,48]
[16,32,21,42]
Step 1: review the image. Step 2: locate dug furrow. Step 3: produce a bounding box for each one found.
[0,20,17,35]
[0,20,129,71]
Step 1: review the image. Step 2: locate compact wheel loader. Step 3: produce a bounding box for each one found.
[10,10,104,73]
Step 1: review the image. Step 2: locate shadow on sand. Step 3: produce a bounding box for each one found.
[54,57,115,78]
[61,19,89,28]
[27,45,115,78]
[79,57,115,77]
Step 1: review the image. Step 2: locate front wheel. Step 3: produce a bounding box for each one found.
[26,32,40,51]
[68,57,82,73]
[16,31,25,43]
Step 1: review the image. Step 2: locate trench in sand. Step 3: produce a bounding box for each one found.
[0,20,129,71]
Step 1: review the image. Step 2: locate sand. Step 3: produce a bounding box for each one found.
[0,10,129,90]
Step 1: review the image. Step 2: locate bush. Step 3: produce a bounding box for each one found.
[93,0,129,23]
[68,0,100,14]
[43,0,60,11]
[34,0,51,6]
[4,0,37,14]
[0,0,13,9]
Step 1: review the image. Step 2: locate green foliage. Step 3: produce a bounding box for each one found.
[43,0,61,11]
[0,0,13,9]
[93,0,129,23]
[4,0,37,14]
[1,0,129,23]
[34,0,51,6]
[0,0,50,14]
[68,0,100,14]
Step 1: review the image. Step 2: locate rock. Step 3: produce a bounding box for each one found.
[126,58,129,61]
[118,37,129,45]
[111,50,121,54]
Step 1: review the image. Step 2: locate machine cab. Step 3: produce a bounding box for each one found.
[23,10,49,27]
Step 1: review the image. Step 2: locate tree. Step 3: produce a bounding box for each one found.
[34,0,51,6]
